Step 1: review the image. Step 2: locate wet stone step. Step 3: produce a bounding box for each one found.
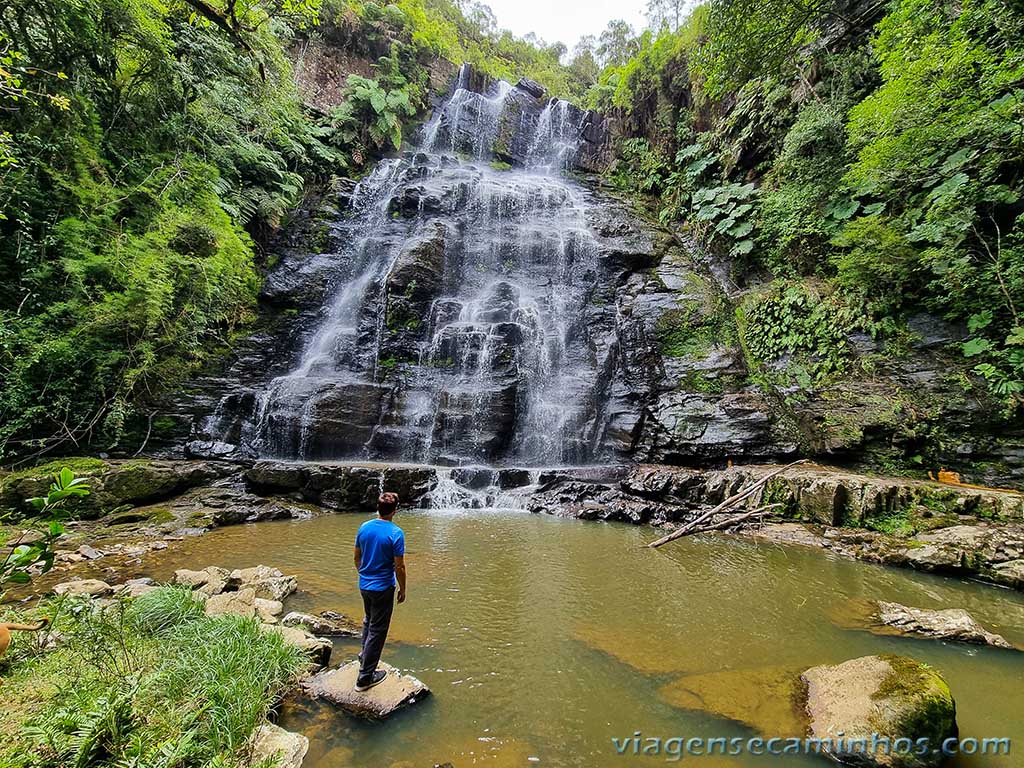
[302,661,430,719]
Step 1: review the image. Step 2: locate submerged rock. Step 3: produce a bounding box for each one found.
[250,722,309,768]
[875,601,1015,650]
[801,655,957,767]
[658,667,807,737]
[303,660,430,718]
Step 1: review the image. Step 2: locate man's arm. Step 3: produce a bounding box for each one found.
[353,546,361,572]
[394,555,406,603]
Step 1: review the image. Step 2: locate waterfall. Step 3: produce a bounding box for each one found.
[202,71,612,469]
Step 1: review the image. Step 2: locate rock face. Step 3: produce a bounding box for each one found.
[802,655,957,768]
[250,723,309,768]
[874,602,1015,649]
[303,660,430,719]
[245,461,436,511]
[145,61,1024,482]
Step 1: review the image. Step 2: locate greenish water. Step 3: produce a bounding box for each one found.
[147,510,1024,768]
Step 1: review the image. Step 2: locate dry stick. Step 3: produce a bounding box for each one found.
[646,459,808,549]
[681,504,782,537]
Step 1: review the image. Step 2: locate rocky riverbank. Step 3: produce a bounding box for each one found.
[527,462,1024,589]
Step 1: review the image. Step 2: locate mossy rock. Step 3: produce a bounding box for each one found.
[0,458,236,520]
[0,457,111,518]
[802,654,956,767]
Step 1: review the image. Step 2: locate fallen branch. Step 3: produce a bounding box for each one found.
[680,503,782,536]
[646,459,808,549]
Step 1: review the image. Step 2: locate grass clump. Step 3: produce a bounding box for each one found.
[0,587,309,766]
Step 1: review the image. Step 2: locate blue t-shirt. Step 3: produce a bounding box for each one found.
[356,518,405,591]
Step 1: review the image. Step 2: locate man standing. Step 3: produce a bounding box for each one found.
[353,491,407,691]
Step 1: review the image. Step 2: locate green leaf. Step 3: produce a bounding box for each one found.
[1005,326,1024,346]
[5,572,31,584]
[962,338,992,357]
[940,148,972,173]
[826,198,860,220]
[729,221,754,238]
[967,311,993,333]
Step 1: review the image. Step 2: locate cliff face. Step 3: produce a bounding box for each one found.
[149,42,1022,486]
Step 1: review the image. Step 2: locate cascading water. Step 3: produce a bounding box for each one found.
[201,66,616,475]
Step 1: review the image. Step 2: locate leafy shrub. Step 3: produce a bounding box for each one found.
[8,587,308,764]
[738,281,862,382]
[0,468,88,597]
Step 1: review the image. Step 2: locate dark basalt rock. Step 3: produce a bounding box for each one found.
[245,460,436,510]
[515,77,545,99]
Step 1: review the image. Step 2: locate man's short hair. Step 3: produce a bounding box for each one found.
[378,492,399,515]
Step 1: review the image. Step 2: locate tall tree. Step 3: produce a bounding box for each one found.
[596,19,638,68]
[646,0,690,31]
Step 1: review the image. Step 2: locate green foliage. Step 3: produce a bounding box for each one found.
[590,0,1024,412]
[330,74,417,150]
[0,468,89,597]
[758,101,852,274]
[738,281,863,383]
[694,0,826,98]
[3,587,308,765]
[126,586,207,633]
[691,181,758,258]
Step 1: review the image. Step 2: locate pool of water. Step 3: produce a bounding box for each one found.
[141,509,1024,767]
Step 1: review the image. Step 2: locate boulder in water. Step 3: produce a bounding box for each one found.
[173,565,230,596]
[874,601,1016,649]
[263,625,333,670]
[303,660,430,718]
[801,654,957,767]
[228,565,297,601]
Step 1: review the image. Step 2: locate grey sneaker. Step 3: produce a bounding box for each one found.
[355,669,388,692]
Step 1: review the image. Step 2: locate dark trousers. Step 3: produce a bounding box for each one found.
[358,586,395,683]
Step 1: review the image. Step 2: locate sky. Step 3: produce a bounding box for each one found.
[482,0,649,53]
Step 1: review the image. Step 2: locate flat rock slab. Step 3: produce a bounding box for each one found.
[830,599,1018,650]
[658,666,807,737]
[876,601,1016,649]
[303,661,429,719]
